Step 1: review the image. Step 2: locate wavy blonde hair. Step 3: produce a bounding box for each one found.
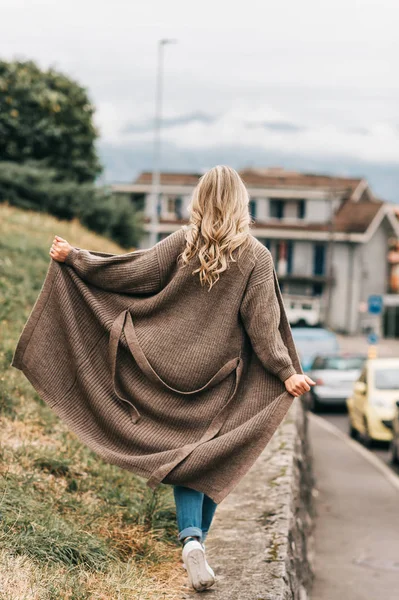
[178,165,253,291]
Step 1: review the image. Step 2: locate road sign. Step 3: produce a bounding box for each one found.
[367,332,379,345]
[367,295,383,315]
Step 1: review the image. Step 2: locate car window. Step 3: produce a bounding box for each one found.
[374,368,399,390]
[292,329,335,340]
[312,356,326,369]
[323,357,365,370]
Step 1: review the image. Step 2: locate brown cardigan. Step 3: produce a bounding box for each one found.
[11,227,302,503]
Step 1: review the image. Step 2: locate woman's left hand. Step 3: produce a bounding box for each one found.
[49,236,72,262]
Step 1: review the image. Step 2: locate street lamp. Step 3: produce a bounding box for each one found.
[325,184,337,328]
[148,38,178,247]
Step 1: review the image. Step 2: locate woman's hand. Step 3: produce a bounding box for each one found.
[49,235,72,263]
[284,373,316,397]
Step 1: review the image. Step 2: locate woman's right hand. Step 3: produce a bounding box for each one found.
[284,373,316,397]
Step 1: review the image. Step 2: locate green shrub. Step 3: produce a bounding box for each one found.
[0,161,144,248]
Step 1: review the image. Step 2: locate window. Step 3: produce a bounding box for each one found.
[374,368,399,390]
[166,196,183,219]
[175,197,183,219]
[312,356,366,370]
[286,240,293,274]
[313,282,323,296]
[249,199,257,220]
[270,199,285,219]
[262,238,271,249]
[297,199,306,219]
[130,193,145,211]
[167,198,176,213]
[313,243,326,276]
[266,239,293,275]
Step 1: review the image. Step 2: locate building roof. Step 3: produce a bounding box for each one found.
[333,199,384,233]
[134,172,203,186]
[238,167,363,194]
[134,167,364,195]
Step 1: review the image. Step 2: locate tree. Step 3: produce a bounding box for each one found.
[0,60,102,183]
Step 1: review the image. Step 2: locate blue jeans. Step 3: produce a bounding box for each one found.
[173,485,218,543]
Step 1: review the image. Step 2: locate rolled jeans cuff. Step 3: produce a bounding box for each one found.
[178,526,203,542]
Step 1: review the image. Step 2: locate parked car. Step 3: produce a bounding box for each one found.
[283,294,321,327]
[389,399,399,465]
[306,353,366,411]
[346,358,399,446]
[291,327,340,372]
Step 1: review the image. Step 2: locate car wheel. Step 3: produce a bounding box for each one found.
[309,392,322,413]
[348,418,358,440]
[361,417,374,449]
[390,439,399,465]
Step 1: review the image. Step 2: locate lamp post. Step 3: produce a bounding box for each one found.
[325,185,337,328]
[148,38,177,248]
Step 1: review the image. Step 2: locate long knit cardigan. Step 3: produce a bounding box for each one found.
[11,227,303,503]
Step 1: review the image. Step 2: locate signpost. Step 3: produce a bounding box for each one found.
[367,332,379,345]
[367,295,383,358]
[367,295,383,315]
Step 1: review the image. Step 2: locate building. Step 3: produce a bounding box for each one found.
[112,167,399,336]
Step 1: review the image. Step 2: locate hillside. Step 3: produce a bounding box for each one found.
[0,204,185,599]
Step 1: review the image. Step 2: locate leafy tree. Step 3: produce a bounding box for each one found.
[0,60,102,182]
[0,161,145,248]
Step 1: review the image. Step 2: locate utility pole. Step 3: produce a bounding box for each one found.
[148,38,177,248]
[325,184,337,328]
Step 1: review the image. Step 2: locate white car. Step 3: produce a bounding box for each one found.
[283,294,321,327]
[307,353,366,411]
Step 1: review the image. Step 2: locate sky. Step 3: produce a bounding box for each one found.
[2,0,399,200]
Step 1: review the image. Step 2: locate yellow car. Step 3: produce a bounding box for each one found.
[346,358,399,446]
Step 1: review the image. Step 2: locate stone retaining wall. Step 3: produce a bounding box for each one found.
[202,398,316,600]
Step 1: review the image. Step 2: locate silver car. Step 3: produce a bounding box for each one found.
[306,353,367,411]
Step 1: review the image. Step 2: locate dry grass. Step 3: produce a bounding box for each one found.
[0,204,187,599]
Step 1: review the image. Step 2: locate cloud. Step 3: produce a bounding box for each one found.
[104,103,399,165]
[121,111,218,134]
[2,0,398,193]
[245,121,305,133]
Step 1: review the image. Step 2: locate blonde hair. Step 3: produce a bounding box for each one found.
[178,165,252,291]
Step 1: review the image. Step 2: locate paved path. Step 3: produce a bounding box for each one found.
[309,413,399,600]
[336,333,399,358]
[322,410,399,474]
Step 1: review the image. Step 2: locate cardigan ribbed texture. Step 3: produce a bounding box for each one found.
[11,227,302,503]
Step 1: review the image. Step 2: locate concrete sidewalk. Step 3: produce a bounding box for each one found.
[309,414,399,600]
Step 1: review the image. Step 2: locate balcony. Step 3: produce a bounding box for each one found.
[276,272,334,284]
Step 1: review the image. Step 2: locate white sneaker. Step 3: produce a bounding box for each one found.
[182,542,213,573]
[182,539,216,591]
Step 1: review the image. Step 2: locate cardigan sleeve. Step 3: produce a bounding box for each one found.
[239,248,297,383]
[64,244,161,294]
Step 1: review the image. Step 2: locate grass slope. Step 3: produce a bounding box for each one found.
[0,204,185,599]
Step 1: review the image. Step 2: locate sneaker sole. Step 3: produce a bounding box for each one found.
[185,548,216,591]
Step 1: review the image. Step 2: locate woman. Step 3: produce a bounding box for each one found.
[13,165,315,593]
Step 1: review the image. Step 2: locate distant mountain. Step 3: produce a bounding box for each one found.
[98,141,399,203]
